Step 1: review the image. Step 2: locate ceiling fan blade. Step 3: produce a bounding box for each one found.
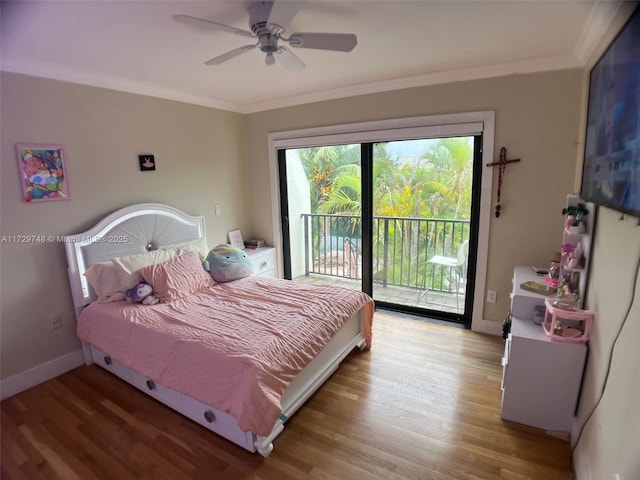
[172,14,254,38]
[288,32,357,52]
[267,1,301,29]
[276,47,305,71]
[204,44,257,65]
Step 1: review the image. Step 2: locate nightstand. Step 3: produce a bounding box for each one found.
[244,247,276,278]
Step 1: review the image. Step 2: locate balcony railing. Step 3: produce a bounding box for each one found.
[301,213,470,294]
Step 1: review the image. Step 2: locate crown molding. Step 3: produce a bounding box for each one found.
[3,53,585,115]
[0,60,242,113]
[240,54,583,114]
[574,0,624,65]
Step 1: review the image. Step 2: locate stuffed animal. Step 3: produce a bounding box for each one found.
[206,244,253,282]
[125,281,159,305]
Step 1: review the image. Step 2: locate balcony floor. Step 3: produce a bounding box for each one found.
[293,273,464,314]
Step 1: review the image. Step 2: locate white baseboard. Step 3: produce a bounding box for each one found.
[0,349,85,400]
[572,443,591,480]
[472,316,503,336]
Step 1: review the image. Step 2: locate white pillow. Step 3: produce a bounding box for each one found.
[84,262,126,302]
[160,237,209,259]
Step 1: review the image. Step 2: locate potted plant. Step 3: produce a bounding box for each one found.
[562,203,589,233]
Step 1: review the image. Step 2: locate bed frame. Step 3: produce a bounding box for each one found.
[64,203,368,456]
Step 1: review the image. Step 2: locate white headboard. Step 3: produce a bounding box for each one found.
[64,203,205,309]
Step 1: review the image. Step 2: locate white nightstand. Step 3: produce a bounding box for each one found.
[244,247,276,278]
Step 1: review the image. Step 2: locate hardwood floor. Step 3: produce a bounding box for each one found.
[1,312,572,479]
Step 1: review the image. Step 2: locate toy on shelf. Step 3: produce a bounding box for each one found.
[542,297,593,343]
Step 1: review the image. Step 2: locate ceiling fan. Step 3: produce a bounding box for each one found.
[173,1,357,71]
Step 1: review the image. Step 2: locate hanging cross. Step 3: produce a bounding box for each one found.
[486,147,521,217]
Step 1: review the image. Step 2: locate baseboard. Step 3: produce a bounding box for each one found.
[0,349,85,400]
[471,316,502,336]
[572,442,591,480]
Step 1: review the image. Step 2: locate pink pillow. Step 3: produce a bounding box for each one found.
[139,251,214,302]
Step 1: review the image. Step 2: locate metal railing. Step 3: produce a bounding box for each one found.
[301,213,470,293]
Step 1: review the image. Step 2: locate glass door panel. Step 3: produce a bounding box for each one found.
[371,137,473,315]
[281,144,363,292]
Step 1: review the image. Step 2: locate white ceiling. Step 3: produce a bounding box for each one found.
[0,1,623,114]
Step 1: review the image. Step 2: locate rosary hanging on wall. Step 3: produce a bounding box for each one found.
[486,147,521,218]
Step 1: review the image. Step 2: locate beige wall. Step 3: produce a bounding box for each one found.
[574,208,640,479]
[245,69,584,324]
[571,4,640,479]
[1,72,249,379]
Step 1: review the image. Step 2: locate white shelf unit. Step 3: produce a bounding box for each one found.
[560,194,595,309]
[501,266,587,432]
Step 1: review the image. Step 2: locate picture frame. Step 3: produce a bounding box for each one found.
[16,143,70,202]
[228,229,244,249]
[138,154,156,171]
[580,6,640,218]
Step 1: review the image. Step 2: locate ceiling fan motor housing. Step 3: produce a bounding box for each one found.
[252,22,280,53]
[249,1,281,53]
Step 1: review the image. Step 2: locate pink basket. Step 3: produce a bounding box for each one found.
[542,298,593,343]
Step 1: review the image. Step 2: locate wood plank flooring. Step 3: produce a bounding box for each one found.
[1,312,572,479]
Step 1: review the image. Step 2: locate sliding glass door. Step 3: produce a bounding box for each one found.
[370,137,477,318]
[278,132,481,326]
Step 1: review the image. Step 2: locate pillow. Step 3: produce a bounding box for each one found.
[160,237,209,259]
[111,246,191,291]
[84,262,126,302]
[139,251,214,302]
[206,244,253,283]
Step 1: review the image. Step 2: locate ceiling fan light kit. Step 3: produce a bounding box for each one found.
[173,1,357,70]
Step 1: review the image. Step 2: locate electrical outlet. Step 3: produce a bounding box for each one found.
[49,314,62,330]
[487,290,497,303]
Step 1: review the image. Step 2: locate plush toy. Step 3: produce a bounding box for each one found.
[206,244,253,282]
[125,281,159,305]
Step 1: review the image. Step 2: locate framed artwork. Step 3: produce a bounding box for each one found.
[228,229,244,249]
[138,154,156,171]
[16,143,70,202]
[580,7,640,218]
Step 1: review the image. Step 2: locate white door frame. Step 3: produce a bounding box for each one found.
[267,111,496,334]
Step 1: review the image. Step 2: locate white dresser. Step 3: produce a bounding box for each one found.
[244,247,276,278]
[500,266,587,432]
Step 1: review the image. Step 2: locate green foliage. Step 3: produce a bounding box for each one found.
[296,138,474,290]
[298,137,473,221]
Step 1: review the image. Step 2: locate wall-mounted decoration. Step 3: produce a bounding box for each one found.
[139,154,156,171]
[486,146,521,218]
[580,6,640,218]
[15,143,70,202]
[228,229,244,249]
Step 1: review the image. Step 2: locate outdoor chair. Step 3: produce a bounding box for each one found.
[418,239,469,313]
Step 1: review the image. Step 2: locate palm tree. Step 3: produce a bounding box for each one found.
[298,144,361,257]
[299,144,360,212]
[420,137,473,220]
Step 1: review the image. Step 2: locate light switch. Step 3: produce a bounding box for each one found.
[214,204,222,215]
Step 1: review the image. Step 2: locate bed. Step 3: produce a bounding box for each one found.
[64,203,373,456]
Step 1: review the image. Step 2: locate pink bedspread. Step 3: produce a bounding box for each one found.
[77,276,373,436]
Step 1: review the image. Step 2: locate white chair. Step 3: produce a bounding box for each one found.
[419,239,469,312]
[343,237,360,279]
